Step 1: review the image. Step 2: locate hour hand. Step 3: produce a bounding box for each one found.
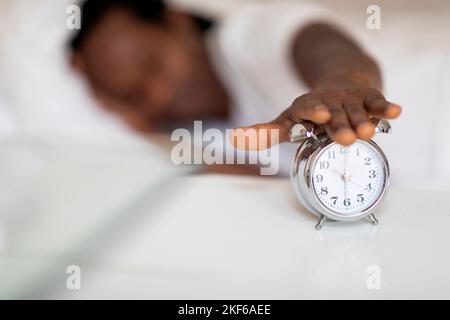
[333,169,351,182]
[333,169,344,177]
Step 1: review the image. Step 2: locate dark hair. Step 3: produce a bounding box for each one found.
[70,0,213,50]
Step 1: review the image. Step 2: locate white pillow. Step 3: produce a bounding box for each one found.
[0,0,147,146]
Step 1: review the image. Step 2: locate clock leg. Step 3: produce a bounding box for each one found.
[315,214,326,230]
[368,214,379,225]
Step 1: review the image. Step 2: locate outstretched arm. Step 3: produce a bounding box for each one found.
[231,23,401,148]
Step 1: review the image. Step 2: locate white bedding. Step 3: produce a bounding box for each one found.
[0,0,147,147]
[0,0,449,190]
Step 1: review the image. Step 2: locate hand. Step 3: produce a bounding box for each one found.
[230,74,402,149]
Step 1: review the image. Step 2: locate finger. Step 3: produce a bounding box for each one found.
[364,91,402,119]
[344,99,376,140]
[384,103,402,118]
[229,114,290,151]
[323,100,357,146]
[289,98,331,124]
[230,115,322,151]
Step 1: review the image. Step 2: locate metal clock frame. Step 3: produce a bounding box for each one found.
[290,120,391,230]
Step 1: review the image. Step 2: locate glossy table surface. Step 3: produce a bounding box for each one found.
[63,176,450,300]
[1,141,449,299]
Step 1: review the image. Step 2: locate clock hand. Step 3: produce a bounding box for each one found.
[334,169,367,191]
[334,149,352,199]
[350,179,366,190]
[333,168,350,196]
[343,147,350,201]
[334,168,349,199]
[344,180,348,200]
[343,147,349,176]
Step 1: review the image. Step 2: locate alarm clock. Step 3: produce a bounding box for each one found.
[290,119,391,230]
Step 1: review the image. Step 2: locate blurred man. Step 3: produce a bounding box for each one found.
[71,0,401,149]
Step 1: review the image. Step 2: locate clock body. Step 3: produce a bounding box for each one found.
[291,134,390,223]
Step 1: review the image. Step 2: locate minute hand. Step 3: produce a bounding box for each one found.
[343,147,349,176]
[350,179,366,190]
[333,168,366,191]
[344,148,349,198]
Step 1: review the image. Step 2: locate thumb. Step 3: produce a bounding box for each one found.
[229,116,293,151]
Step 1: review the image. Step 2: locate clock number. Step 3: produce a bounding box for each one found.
[344,198,351,207]
[315,174,324,183]
[365,183,373,191]
[328,150,336,159]
[340,146,350,154]
[321,187,328,195]
[364,157,372,165]
[356,148,360,157]
[369,170,377,179]
[319,161,330,169]
[357,194,365,203]
[331,196,338,205]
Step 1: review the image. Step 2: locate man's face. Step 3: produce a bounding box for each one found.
[74,8,228,130]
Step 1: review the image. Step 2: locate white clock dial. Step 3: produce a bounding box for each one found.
[311,141,386,216]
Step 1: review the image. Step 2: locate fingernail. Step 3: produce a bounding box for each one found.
[385,104,402,118]
[356,122,376,139]
[335,128,357,146]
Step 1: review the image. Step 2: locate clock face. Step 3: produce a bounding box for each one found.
[311,141,386,216]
